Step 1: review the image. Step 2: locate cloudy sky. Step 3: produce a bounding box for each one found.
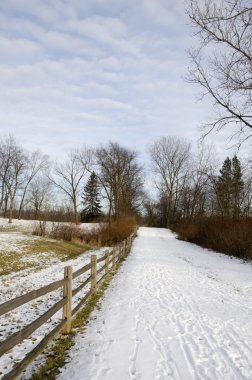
[0,0,242,162]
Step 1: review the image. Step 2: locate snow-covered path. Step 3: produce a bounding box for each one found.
[57,227,252,380]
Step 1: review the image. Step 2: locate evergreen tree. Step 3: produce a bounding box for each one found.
[217,157,233,217]
[216,156,244,218]
[232,155,244,218]
[80,172,102,222]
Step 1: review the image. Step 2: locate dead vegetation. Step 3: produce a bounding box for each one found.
[0,238,91,276]
[172,217,252,260]
[32,217,137,247]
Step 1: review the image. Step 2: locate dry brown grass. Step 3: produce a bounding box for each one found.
[79,216,137,246]
[32,217,137,247]
[99,216,137,245]
[48,223,81,242]
[172,217,252,260]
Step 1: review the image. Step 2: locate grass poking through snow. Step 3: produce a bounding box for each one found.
[0,237,92,276]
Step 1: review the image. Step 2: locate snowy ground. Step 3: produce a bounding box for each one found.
[0,218,104,276]
[0,218,108,378]
[0,246,110,379]
[0,217,103,233]
[57,227,252,380]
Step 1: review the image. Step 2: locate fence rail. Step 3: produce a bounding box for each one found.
[0,233,135,380]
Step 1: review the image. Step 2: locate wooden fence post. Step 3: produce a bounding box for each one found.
[112,247,116,271]
[105,250,109,275]
[91,255,97,294]
[117,243,121,262]
[62,266,72,334]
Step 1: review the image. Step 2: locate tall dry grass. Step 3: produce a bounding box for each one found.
[99,216,137,245]
[33,217,137,247]
[80,216,137,246]
[172,217,252,260]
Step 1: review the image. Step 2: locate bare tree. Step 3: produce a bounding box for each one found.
[17,150,50,219]
[29,175,52,220]
[186,0,252,144]
[0,136,26,223]
[95,142,144,219]
[183,143,217,219]
[150,136,191,224]
[50,150,87,224]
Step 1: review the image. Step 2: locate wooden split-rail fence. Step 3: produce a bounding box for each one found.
[0,233,135,380]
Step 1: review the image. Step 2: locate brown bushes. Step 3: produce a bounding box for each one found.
[99,216,137,245]
[80,216,137,246]
[172,217,252,260]
[32,221,47,237]
[32,216,137,247]
[49,223,81,242]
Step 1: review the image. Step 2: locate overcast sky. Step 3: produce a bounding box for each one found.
[0,0,247,162]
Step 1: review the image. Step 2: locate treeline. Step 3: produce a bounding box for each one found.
[145,136,252,259]
[145,136,252,225]
[1,134,252,225]
[0,136,143,224]
[1,134,252,258]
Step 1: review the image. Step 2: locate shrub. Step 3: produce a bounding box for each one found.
[99,216,137,245]
[79,216,137,246]
[172,217,252,260]
[49,223,81,242]
[33,216,137,247]
[78,225,102,245]
[32,221,47,237]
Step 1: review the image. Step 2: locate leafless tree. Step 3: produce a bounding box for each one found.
[181,143,217,219]
[29,175,52,220]
[95,142,144,219]
[241,159,252,215]
[186,0,252,145]
[50,150,87,224]
[17,150,50,219]
[150,136,191,224]
[0,135,26,223]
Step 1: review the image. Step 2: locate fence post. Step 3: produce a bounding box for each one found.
[122,241,124,257]
[112,247,116,271]
[91,255,97,294]
[120,243,123,259]
[62,266,72,334]
[105,250,109,275]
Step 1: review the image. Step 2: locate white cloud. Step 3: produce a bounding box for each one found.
[0,35,44,64]
[0,0,237,163]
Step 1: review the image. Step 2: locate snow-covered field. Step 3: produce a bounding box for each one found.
[0,218,108,378]
[0,246,110,378]
[0,217,103,233]
[57,227,252,380]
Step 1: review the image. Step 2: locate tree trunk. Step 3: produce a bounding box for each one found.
[73,200,78,224]
[8,197,13,223]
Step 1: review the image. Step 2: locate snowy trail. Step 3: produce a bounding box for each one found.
[57,227,252,380]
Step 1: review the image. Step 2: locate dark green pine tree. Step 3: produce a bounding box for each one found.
[216,157,233,217]
[231,155,244,218]
[216,156,244,218]
[80,172,102,222]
